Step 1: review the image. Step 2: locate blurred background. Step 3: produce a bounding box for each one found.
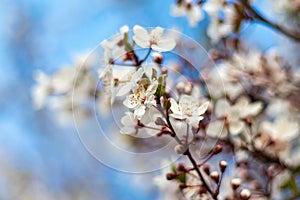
[0,0,283,199]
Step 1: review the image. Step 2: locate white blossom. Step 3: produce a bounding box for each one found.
[120,112,138,135]
[171,0,203,27]
[214,97,263,135]
[133,25,176,52]
[31,71,52,109]
[260,117,299,141]
[169,95,209,127]
[116,68,144,96]
[123,80,158,120]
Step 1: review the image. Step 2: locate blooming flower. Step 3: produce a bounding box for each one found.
[116,67,144,96]
[213,97,263,135]
[133,25,176,52]
[203,1,237,43]
[260,117,299,141]
[171,0,203,27]
[169,95,209,127]
[123,79,158,120]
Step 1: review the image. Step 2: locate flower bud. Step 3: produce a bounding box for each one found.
[179,183,187,189]
[174,144,185,154]
[166,173,177,180]
[184,82,193,94]
[219,160,227,173]
[176,82,185,93]
[240,189,251,200]
[212,145,223,154]
[199,185,207,194]
[202,164,210,175]
[161,67,168,74]
[210,171,219,183]
[161,126,172,135]
[152,52,163,64]
[177,163,186,172]
[231,178,241,190]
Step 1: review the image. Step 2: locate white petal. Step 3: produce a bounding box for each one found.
[132,67,144,81]
[133,25,150,48]
[170,98,180,114]
[134,105,146,120]
[116,83,132,96]
[146,80,158,94]
[121,112,136,126]
[153,38,176,52]
[120,126,136,135]
[206,120,227,138]
[215,99,230,118]
[229,120,245,135]
[197,102,209,115]
[150,27,164,41]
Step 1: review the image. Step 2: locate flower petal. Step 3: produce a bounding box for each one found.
[153,38,176,52]
[133,25,150,48]
[197,101,209,115]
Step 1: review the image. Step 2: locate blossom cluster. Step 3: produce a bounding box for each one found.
[32,21,300,200]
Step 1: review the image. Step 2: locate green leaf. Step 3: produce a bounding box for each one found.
[155,74,167,98]
[123,32,133,52]
[280,175,298,195]
[152,68,158,80]
[177,173,187,184]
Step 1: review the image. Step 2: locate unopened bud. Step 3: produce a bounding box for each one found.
[176,82,185,93]
[210,171,219,183]
[184,82,193,94]
[166,173,177,180]
[213,145,223,154]
[152,52,164,64]
[202,164,210,175]
[177,163,186,172]
[179,183,187,189]
[219,160,227,173]
[240,189,251,200]
[199,185,207,194]
[231,178,241,190]
[161,67,168,74]
[174,145,185,154]
[161,126,172,135]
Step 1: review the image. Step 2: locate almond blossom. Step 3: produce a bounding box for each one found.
[169,95,209,127]
[123,79,158,120]
[133,25,176,52]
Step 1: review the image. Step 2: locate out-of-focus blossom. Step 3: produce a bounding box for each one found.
[211,97,263,135]
[31,71,52,109]
[171,0,203,27]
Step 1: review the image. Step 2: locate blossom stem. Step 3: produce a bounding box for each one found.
[154,104,217,199]
[185,149,218,199]
[138,47,152,65]
[240,0,300,42]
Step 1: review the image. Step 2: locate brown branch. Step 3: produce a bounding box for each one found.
[240,0,300,42]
